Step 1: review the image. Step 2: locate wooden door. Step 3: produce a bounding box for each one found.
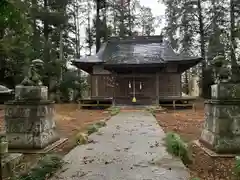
[115,76,154,105]
[131,77,153,105]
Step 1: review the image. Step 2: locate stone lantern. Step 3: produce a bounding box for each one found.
[4,59,60,150]
[200,55,240,153]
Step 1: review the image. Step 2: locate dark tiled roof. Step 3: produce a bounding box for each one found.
[101,36,181,64]
[74,36,202,65]
[75,44,107,63]
[102,42,166,64]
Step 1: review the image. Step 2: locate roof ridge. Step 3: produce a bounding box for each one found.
[108,35,163,43]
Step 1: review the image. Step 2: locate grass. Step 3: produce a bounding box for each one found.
[13,154,63,180]
[164,132,192,166]
[233,156,240,180]
[95,120,107,128]
[86,124,99,135]
[108,106,120,116]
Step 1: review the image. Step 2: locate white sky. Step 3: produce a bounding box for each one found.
[139,0,166,34]
[78,0,166,41]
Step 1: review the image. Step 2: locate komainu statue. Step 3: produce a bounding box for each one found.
[21,59,44,86]
[211,55,230,83]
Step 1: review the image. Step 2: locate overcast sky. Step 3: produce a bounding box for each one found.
[139,0,166,34]
[78,0,166,39]
[140,0,165,18]
[77,0,166,57]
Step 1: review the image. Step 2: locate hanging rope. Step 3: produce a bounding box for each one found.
[132,75,136,103]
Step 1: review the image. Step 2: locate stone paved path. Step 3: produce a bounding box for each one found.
[52,111,189,180]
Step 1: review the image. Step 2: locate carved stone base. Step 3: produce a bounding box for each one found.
[211,83,240,100]
[8,138,67,154]
[200,83,240,153]
[7,129,59,149]
[5,100,59,149]
[200,99,240,153]
[15,85,48,101]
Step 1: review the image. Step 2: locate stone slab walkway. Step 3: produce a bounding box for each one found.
[52,111,189,180]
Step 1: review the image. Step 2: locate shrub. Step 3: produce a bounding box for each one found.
[233,156,240,180]
[95,120,107,128]
[86,124,99,135]
[164,132,192,165]
[108,107,120,116]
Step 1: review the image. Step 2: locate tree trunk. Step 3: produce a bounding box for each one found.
[128,0,132,36]
[230,0,239,82]
[230,0,236,66]
[74,0,80,58]
[43,0,50,62]
[113,11,117,36]
[59,28,63,81]
[87,2,92,55]
[211,0,217,32]
[103,6,108,42]
[96,0,101,53]
[197,0,205,67]
[43,0,50,87]
[197,0,207,98]
[31,0,38,59]
[119,0,125,37]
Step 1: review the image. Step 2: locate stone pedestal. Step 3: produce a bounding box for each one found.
[15,85,48,101]
[200,83,240,153]
[4,86,59,149]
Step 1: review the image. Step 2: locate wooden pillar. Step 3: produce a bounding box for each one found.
[112,73,116,106]
[156,72,160,106]
[95,76,99,96]
[179,73,182,97]
[90,75,92,97]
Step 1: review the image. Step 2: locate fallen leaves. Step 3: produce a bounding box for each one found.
[156,109,204,142]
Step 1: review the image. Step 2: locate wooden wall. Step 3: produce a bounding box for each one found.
[89,64,182,104]
[90,65,113,98]
[159,73,181,98]
[90,75,114,98]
